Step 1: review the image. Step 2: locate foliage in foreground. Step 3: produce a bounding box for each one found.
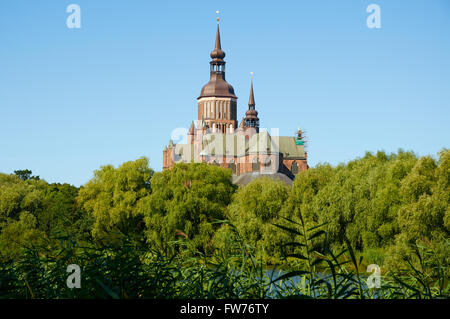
[0,150,448,298]
[0,219,447,299]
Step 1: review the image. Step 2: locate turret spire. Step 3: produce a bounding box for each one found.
[244,75,260,132]
[188,121,195,135]
[248,79,255,108]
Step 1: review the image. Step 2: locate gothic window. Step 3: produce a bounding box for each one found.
[291,161,299,175]
[252,157,260,171]
[230,162,236,173]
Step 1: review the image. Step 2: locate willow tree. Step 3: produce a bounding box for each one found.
[397,149,450,245]
[219,177,292,264]
[77,157,154,245]
[141,163,235,255]
[288,151,420,251]
[0,173,46,260]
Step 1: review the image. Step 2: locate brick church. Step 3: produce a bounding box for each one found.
[163,20,308,185]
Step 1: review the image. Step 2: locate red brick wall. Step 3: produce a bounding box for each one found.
[282,159,308,176]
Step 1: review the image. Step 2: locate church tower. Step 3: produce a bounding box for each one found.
[163,14,308,182]
[197,19,238,133]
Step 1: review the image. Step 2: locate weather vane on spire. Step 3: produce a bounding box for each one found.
[216,10,220,23]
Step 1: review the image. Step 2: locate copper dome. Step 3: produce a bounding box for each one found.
[199,73,237,99]
[245,109,258,118]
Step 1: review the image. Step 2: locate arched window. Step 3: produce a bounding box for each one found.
[291,161,299,175]
[252,157,260,171]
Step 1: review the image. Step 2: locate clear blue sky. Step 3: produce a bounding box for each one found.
[0,0,449,186]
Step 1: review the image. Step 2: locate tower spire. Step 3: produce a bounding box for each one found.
[215,11,221,49]
[215,24,221,50]
[248,79,255,108]
[244,74,260,132]
[210,26,225,61]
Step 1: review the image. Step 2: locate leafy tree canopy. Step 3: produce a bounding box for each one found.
[142,162,235,254]
[221,177,293,264]
[77,157,154,245]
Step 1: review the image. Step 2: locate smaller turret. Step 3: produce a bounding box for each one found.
[243,78,260,133]
[188,122,195,144]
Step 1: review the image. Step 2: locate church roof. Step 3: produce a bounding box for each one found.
[169,131,306,173]
[172,131,306,159]
[278,136,306,159]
